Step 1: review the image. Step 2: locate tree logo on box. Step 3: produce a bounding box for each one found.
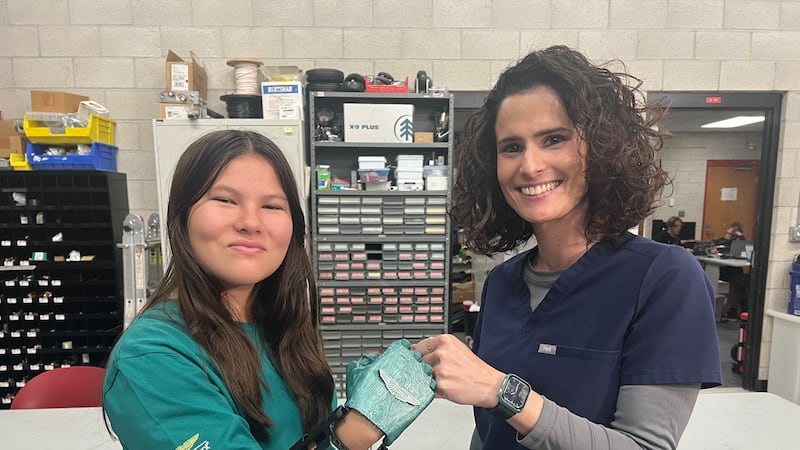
[394,115,413,142]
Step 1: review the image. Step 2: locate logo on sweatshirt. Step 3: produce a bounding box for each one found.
[176,434,210,450]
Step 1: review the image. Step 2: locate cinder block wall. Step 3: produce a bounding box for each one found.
[1,0,799,384]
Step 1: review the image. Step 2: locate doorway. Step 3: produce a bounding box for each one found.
[702,160,759,241]
[648,92,783,391]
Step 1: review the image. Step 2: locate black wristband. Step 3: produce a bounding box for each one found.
[289,405,350,450]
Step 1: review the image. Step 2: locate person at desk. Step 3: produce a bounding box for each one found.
[654,216,683,246]
[415,46,722,449]
[712,222,746,255]
[103,130,435,450]
[712,222,749,318]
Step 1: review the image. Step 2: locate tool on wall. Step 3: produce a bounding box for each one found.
[145,213,163,294]
[118,213,163,329]
[789,191,800,242]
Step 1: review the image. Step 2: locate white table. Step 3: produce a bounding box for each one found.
[696,255,751,321]
[0,406,120,449]
[1,392,798,449]
[678,391,800,449]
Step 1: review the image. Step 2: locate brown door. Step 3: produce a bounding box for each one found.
[702,160,759,240]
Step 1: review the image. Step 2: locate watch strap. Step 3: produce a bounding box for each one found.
[487,400,515,420]
[289,405,351,450]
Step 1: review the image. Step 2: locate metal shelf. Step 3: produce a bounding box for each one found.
[310,91,451,101]
[0,222,111,229]
[0,265,37,272]
[309,92,455,355]
[0,171,128,409]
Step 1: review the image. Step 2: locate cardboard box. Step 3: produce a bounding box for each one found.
[414,131,434,143]
[158,103,205,120]
[343,103,414,143]
[165,49,208,100]
[30,91,89,113]
[261,82,304,119]
[452,279,475,304]
[0,120,27,158]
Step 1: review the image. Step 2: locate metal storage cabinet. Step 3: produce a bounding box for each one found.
[0,171,128,408]
[152,119,307,263]
[309,92,454,393]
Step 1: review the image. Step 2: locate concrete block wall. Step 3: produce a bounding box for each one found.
[1,0,799,385]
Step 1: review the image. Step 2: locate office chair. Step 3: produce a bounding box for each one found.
[10,366,106,409]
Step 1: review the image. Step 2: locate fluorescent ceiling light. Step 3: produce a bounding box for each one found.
[701,115,764,129]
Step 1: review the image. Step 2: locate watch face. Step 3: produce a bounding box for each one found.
[502,376,531,410]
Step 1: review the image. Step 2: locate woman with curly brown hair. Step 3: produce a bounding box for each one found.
[415,46,721,449]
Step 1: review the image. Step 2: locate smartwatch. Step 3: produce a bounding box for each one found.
[487,373,531,420]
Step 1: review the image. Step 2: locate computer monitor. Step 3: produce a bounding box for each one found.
[730,240,754,260]
[651,220,696,240]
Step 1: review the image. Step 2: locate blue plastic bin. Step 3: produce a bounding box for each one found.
[789,270,800,316]
[27,142,117,171]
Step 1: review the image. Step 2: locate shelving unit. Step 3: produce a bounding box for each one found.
[309,91,454,392]
[0,171,128,408]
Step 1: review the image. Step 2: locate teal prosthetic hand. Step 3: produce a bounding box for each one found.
[345,339,436,445]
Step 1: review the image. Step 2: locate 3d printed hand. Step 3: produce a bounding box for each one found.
[345,339,436,445]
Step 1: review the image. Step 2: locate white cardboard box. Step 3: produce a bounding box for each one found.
[261,82,304,119]
[344,103,414,143]
[357,156,387,169]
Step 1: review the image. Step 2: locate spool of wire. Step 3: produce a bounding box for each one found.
[220,94,263,119]
[226,59,263,95]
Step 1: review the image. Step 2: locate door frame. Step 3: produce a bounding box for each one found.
[647,92,783,391]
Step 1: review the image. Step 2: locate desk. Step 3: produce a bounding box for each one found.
[696,255,750,321]
[2,393,798,449]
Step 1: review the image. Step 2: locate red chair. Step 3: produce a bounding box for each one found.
[10,366,106,409]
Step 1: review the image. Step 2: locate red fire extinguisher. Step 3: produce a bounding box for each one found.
[730,312,748,374]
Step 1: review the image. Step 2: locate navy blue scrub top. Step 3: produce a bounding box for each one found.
[473,233,722,449]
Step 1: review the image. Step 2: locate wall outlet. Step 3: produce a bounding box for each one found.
[790,226,800,242]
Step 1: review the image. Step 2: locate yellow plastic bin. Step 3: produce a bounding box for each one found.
[9,153,32,171]
[23,113,115,145]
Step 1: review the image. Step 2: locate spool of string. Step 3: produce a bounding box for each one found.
[223,59,264,118]
[226,59,262,95]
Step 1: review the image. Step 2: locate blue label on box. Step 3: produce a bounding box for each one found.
[263,84,299,94]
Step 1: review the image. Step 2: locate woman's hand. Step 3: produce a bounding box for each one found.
[413,334,505,409]
[415,334,545,436]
